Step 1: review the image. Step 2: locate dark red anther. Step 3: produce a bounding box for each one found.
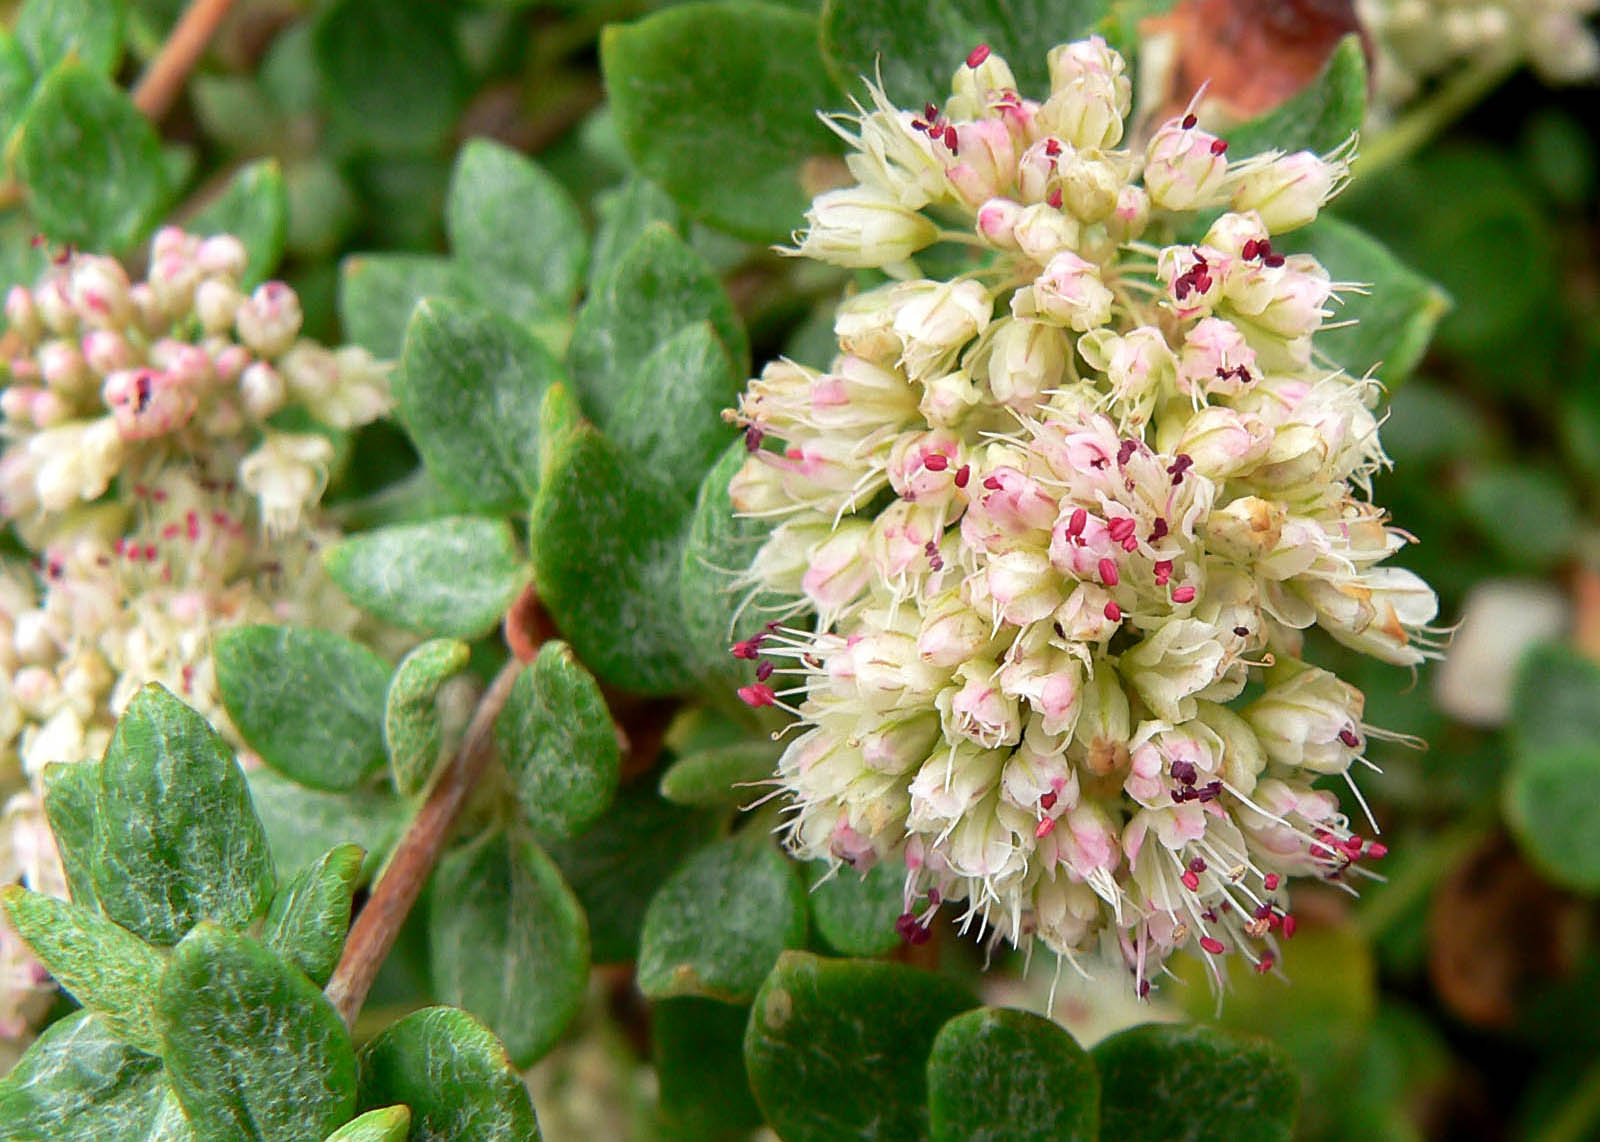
[1343,835,1365,857]
[1153,559,1173,585]
[1098,557,1119,587]
[1167,454,1194,484]
[756,660,775,682]
[1149,518,1168,541]
[923,453,949,471]
[1263,253,1286,268]
[1047,188,1063,209]
[1181,870,1200,891]
[896,913,932,945]
[1040,791,1057,810]
[1117,438,1138,466]
[1210,138,1228,155]
[1045,138,1062,157]
[737,683,777,708]
[1171,585,1196,604]
[1254,955,1274,975]
[925,102,939,121]
[983,475,1003,490]
[942,124,959,153]
[1171,759,1197,785]
[1035,817,1057,838]
[1066,507,1087,536]
[1138,979,1151,998]
[1366,842,1388,860]
[966,43,991,67]
[1189,857,1207,873]
[1241,238,1261,260]
[1200,936,1225,955]
[1234,626,1250,637]
[1182,113,1198,129]
[1339,727,1360,747]
[1263,873,1280,890]
[1196,781,1222,803]
[1104,601,1122,622]
[744,424,765,452]
[1252,903,1273,920]
[954,464,971,488]
[1281,914,1298,939]
[732,636,764,660]
[1107,516,1136,542]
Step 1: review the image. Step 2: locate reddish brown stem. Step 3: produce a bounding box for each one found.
[131,0,240,122]
[326,657,523,1027]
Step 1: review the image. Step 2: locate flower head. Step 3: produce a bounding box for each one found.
[731,39,1438,995]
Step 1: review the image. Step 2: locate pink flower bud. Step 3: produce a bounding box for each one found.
[1024,250,1113,331]
[1144,117,1231,211]
[5,287,39,342]
[235,282,303,358]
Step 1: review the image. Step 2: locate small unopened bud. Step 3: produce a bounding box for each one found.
[986,318,1068,407]
[35,276,77,336]
[1230,150,1343,233]
[1024,251,1113,331]
[1012,203,1081,262]
[82,329,133,375]
[5,287,39,342]
[239,361,287,419]
[194,278,243,334]
[38,341,88,394]
[792,187,939,269]
[196,234,248,279]
[70,256,132,329]
[1059,151,1120,223]
[235,282,303,358]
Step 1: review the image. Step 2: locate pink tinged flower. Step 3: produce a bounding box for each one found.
[1176,316,1257,398]
[1058,150,1121,223]
[1143,116,1231,211]
[5,286,40,341]
[1158,244,1225,319]
[1175,407,1272,478]
[1245,662,1366,775]
[887,430,964,504]
[939,659,1023,748]
[234,282,303,358]
[103,368,197,440]
[985,548,1062,625]
[860,712,942,774]
[977,197,1025,246]
[1011,203,1082,263]
[892,280,993,380]
[964,466,1058,542]
[1023,251,1113,331]
[800,521,873,617]
[792,186,941,268]
[1108,184,1150,242]
[945,118,1019,207]
[1079,326,1177,409]
[1230,149,1345,234]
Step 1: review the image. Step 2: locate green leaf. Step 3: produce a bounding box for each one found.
[0,1012,167,1137]
[215,625,390,792]
[383,638,471,796]
[588,176,681,293]
[1,889,164,1055]
[265,843,364,987]
[339,252,467,360]
[428,833,590,1068]
[603,2,841,243]
[0,32,37,145]
[678,439,782,690]
[745,951,978,1142]
[1094,1024,1299,1142]
[187,158,289,287]
[286,156,360,259]
[1284,215,1448,386]
[91,684,275,945]
[16,63,169,250]
[16,0,124,75]
[608,322,741,491]
[159,924,357,1140]
[530,425,697,695]
[821,0,1106,106]
[357,1007,541,1139]
[246,769,406,882]
[568,224,748,432]
[396,297,557,512]
[543,783,718,964]
[1226,35,1365,159]
[638,837,806,1003]
[446,138,587,322]
[326,516,527,640]
[1505,747,1600,893]
[313,0,466,156]
[659,739,782,808]
[1510,643,1600,759]
[1460,466,1578,571]
[41,759,100,908]
[496,641,621,841]
[927,1007,1098,1142]
[808,860,905,958]
[652,998,764,1140]
[324,1107,412,1142]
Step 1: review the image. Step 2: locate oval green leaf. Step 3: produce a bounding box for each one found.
[383,637,470,797]
[927,1006,1098,1142]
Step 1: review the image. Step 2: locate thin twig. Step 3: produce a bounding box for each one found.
[131,0,240,122]
[326,657,524,1028]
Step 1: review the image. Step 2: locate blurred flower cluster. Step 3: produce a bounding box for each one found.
[730,38,1439,995]
[1360,0,1600,109]
[0,229,391,1036]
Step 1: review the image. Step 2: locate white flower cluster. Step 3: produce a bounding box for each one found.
[0,229,393,1037]
[1359,0,1600,111]
[730,39,1439,994]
